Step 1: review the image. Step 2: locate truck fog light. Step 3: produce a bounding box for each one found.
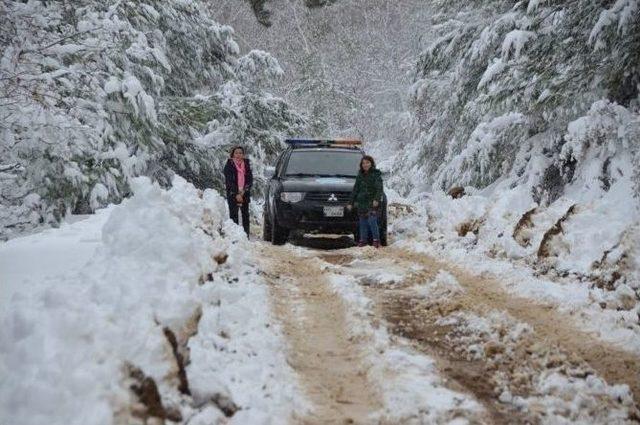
[280,192,304,203]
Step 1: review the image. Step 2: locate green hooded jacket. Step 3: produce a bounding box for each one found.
[350,168,383,213]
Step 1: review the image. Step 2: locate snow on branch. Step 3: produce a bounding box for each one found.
[501,30,536,60]
[435,113,527,189]
[236,50,284,86]
[589,0,639,47]
[562,100,640,165]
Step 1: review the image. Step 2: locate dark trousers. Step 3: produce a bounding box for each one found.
[227,196,250,236]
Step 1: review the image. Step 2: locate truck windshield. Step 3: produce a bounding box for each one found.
[285,150,361,178]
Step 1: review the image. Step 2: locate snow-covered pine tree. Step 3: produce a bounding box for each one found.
[0,0,305,239]
[394,0,639,289]
[398,0,639,201]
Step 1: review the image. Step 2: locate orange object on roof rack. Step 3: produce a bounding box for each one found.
[332,138,362,145]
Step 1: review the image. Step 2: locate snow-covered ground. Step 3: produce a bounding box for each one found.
[0,177,303,425]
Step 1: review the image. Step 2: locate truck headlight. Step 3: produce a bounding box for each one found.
[280,192,304,203]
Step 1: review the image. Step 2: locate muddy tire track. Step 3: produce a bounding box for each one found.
[257,245,382,424]
[389,248,640,408]
[375,292,533,425]
[319,250,528,424]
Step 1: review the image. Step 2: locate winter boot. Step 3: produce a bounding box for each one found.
[357,240,366,247]
[373,239,380,249]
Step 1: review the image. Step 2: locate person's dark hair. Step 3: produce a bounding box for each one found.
[230,146,245,158]
[359,155,376,173]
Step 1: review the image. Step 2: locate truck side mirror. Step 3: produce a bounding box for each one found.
[265,166,276,179]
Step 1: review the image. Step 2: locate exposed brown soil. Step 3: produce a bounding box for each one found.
[457,219,482,237]
[126,363,182,423]
[163,327,190,396]
[448,186,466,199]
[318,251,524,424]
[394,249,640,407]
[256,240,639,424]
[537,204,577,258]
[374,292,534,425]
[513,207,538,247]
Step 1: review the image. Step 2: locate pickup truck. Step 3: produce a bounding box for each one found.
[262,138,388,246]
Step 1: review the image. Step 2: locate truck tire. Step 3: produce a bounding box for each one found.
[380,223,388,246]
[380,209,388,246]
[271,214,288,245]
[262,212,272,242]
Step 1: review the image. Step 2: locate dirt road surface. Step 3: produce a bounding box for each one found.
[257,238,640,424]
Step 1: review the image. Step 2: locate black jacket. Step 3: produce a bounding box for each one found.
[223,158,253,200]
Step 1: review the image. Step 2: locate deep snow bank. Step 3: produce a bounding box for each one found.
[0,176,302,424]
[388,188,640,355]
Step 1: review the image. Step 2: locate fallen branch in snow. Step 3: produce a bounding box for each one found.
[0,163,21,172]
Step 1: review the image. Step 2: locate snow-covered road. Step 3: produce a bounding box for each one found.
[257,238,640,424]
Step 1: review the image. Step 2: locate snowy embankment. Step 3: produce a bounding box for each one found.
[377,99,640,354]
[372,0,640,344]
[0,177,302,425]
[387,178,640,356]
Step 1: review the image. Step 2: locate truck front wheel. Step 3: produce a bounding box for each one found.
[271,214,288,245]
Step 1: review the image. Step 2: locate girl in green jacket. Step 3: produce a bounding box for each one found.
[347,155,383,248]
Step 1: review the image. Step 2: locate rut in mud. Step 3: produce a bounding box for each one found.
[318,247,640,423]
[385,248,640,408]
[257,245,382,424]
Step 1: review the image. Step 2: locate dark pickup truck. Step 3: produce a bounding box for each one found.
[262,139,387,245]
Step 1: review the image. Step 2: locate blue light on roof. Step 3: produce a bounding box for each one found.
[285,138,362,147]
[285,138,326,145]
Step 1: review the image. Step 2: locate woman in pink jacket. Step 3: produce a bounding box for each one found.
[223,146,253,236]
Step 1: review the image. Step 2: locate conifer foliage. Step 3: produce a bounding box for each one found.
[0,0,304,239]
[397,0,639,201]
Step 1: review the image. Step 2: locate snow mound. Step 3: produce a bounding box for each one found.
[0,176,300,425]
[414,270,465,298]
[401,100,640,314]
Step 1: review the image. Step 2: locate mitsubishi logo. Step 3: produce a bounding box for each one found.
[327,193,338,202]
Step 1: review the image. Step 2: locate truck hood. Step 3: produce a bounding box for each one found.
[281,176,356,192]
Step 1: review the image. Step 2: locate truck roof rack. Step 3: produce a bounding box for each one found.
[285,138,362,149]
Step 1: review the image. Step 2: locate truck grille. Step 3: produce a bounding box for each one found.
[305,191,351,203]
